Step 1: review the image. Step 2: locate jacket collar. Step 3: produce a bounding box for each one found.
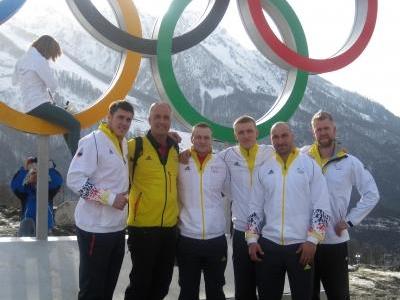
[239,143,259,174]
[275,147,300,175]
[99,122,124,157]
[146,131,178,165]
[146,130,177,151]
[308,142,347,168]
[190,147,212,173]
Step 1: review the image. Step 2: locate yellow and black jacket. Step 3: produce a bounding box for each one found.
[127,132,179,227]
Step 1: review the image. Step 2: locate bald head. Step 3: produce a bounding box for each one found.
[270,122,295,158]
[270,122,291,135]
[149,102,172,115]
[148,102,172,139]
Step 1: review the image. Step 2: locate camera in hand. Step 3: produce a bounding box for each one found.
[30,157,38,163]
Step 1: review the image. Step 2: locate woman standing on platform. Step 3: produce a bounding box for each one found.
[12,35,80,155]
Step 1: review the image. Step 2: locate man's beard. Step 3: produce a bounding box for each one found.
[275,145,291,156]
[318,137,334,148]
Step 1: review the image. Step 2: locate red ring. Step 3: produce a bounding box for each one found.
[248,0,378,73]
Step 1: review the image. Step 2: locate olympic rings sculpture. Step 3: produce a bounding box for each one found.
[0,0,377,142]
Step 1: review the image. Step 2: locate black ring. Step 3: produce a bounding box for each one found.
[66,0,229,57]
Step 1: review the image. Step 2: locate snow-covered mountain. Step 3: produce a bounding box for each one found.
[0,2,400,217]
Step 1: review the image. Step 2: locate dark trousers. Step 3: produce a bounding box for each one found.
[76,227,125,300]
[28,102,81,155]
[256,238,314,300]
[312,242,350,300]
[125,226,177,300]
[232,229,258,300]
[18,218,35,237]
[177,235,227,300]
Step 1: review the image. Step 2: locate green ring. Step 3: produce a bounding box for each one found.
[155,0,309,142]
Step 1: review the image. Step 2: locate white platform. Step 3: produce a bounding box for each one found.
[0,236,322,300]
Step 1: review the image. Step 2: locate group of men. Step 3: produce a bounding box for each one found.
[66,99,379,300]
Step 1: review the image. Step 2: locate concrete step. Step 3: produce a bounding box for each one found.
[0,236,325,299]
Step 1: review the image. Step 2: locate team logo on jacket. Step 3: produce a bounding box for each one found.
[297,167,304,174]
[234,162,240,166]
[145,155,152,160]
[334,163,343,170]
[211,166,221,173]
[268,169,274,175]
[184,166,191,171]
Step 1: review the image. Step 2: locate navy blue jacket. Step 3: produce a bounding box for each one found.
[10,167,63,229]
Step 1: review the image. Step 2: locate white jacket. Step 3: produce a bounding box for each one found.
[12,47,58,113]
[178,151,228,239]
[67,124,129,233]
[219,144,273,232]
[247,149,331,245]
[302,144,380,244]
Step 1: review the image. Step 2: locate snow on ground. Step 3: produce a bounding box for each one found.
[349,266,400,299]
[359,112,373,122]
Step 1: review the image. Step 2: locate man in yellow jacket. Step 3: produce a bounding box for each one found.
[125,102,179,300]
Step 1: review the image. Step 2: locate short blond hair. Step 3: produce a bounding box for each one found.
[192,122,211,132]
[311,110,334,128]
[233,115,256,130]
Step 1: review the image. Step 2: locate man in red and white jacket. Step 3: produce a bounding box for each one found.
[177,122,229,300]
[246,122,331,300]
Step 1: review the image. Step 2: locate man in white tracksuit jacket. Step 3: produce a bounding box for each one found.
[246,122,331,300]
[67,100,134,300]
[177,123,229,300]
[219,115,273,300]
[303,111,379,300]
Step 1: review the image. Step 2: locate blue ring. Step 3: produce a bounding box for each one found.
[0,0,26,25]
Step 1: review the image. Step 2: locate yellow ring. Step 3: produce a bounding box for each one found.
[0,0,141,135]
